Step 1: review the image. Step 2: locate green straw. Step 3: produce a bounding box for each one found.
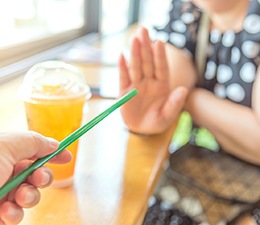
[0,89,138,199]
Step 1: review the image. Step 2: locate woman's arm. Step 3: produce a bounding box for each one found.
[165,43,197,91]
[185,68,260,165]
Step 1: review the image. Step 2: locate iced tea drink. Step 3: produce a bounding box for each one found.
[20,61,91,187]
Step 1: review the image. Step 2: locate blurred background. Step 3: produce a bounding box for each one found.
[0,0,171,82]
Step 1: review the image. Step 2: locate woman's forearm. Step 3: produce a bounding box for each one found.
[185,88,260,165]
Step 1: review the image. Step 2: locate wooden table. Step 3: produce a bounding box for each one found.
[0,24,176,224]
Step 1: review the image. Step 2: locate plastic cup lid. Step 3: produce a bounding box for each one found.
[20,60,91,101]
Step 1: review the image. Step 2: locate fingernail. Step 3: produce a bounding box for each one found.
[47,137,59,149]
[171,89,183,101]
[24,191,35,205]
[7,207,21,219]
[41,172,51,186]
[173,87,187,99]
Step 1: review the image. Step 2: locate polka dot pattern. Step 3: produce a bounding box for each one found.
[181,12,195,24]
[244,14,260,34]
[205,61,216,80]
[155,0,259,106]
[231,47,241,64]
[222,31,235,47]
[169,32,186,48]
[240,62,256,83]
[242,41,260,58]
[226,84,245,102]
[156,31,169,43]
[171,20,186,33]
[210,29,222,44]
[217,65,233,84]
[214,84,226,99]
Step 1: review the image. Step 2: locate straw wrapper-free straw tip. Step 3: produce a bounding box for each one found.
[0,88,138,199]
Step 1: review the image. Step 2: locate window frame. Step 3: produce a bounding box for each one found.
[128,0,140,26]
[0,0,101,82]
[0,0,141,83]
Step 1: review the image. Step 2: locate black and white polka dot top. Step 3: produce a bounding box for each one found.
[155,0,260,107]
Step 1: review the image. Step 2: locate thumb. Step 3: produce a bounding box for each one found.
[163,86,189,123]
[0,131,59,186]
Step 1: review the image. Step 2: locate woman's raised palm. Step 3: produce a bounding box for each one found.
[119,27,188,135]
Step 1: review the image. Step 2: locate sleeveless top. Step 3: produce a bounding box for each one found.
[155,0,260,107]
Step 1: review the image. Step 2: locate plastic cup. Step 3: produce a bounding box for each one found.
[20,60,91,187]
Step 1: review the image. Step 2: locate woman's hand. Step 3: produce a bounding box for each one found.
[119,27,188,135]
[0,131,72,225]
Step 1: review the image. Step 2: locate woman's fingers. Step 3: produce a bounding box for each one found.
[163,86,189,123]
[120,27,165,85]
[138,27,154,78]
[129,37,143,82]
[0,202,24,225]
[119,53,130,92]
[153,40,169,81]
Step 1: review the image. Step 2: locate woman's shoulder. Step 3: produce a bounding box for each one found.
[154,0,202,57]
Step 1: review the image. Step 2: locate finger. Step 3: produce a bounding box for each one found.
[14,151,71,187]
[12,148,71,172]
[162,86,188,122]
[0,160,39,204]
[0,158,32,190]
[48,149,72,164]
[0,131,57,187]
[27,166,53,188]
[1,149,71,189]
[13,160,32,176]
[0,131,59,163]
[2,161,46,205]
[129,37,143,82]
[138,27,154,78]
[28,149,72,165]
[153,40,169,81]
[0,202,24,225]
[14,184,40,208]
[118,53,131,92]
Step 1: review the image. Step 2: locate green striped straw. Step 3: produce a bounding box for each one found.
[0,89,138,199]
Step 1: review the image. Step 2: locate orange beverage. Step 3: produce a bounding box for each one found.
[20,61,91,187]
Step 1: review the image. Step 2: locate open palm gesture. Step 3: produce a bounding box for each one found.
[119,27,188,135]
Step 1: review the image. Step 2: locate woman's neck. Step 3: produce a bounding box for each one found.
[210,0,249,32]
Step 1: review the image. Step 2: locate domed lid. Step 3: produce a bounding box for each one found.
[20,60,91,101]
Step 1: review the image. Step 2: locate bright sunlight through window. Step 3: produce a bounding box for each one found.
[0,0,84,49]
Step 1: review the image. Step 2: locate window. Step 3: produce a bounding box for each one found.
[138,0,171,29]
[0,0,142,82]
[0,0,84,49]
[101,0,131,35]
[0,0,101,82]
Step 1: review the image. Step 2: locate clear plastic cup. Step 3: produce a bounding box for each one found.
[20,60,91,187]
